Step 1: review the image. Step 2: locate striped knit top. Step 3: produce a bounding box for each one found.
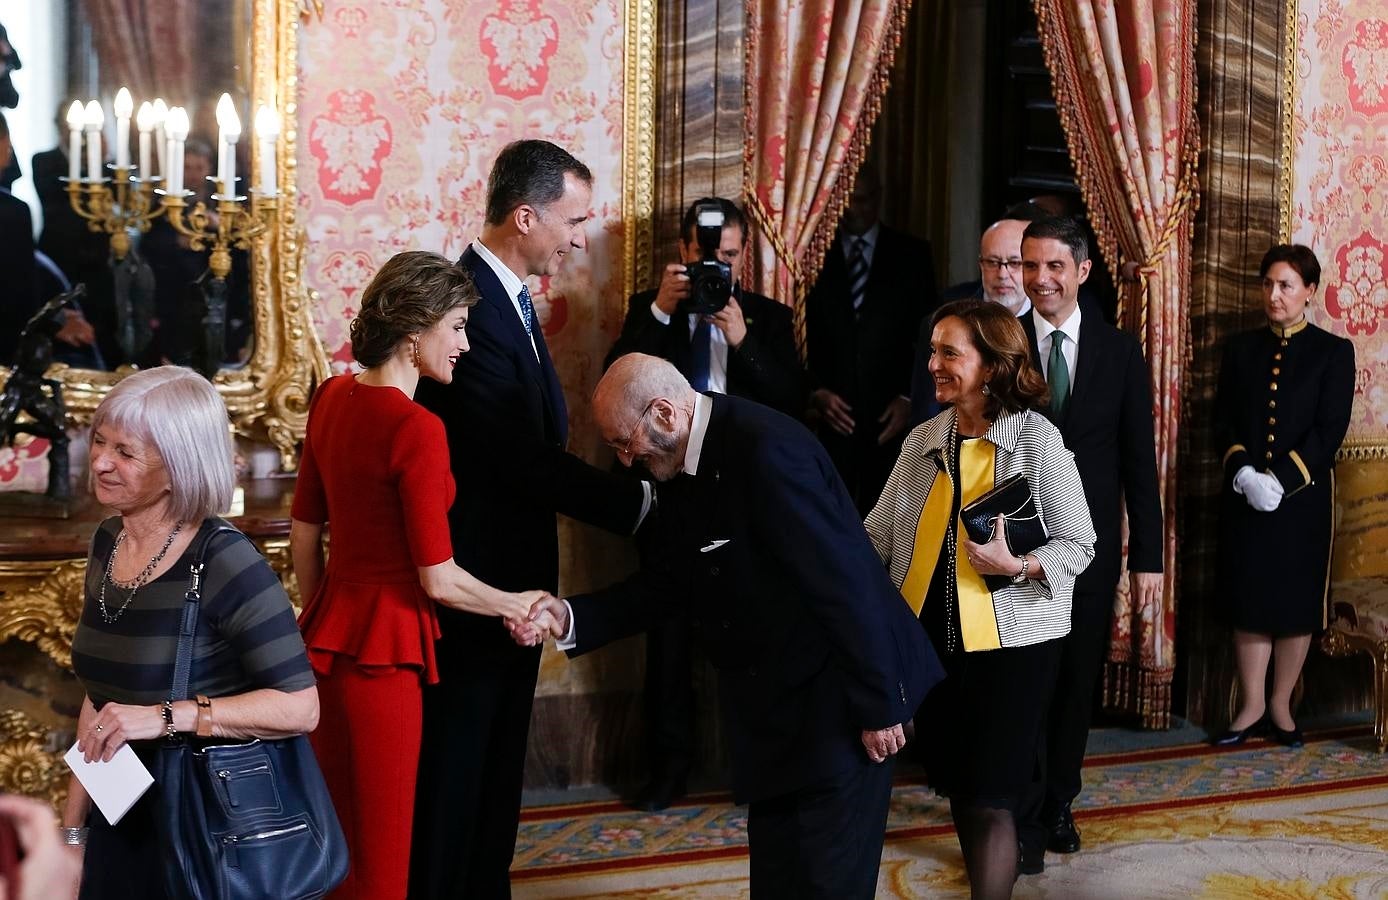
[71,517,316,709]
[864,408,1096,650]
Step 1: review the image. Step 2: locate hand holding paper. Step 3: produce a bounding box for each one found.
[63,742,153,826]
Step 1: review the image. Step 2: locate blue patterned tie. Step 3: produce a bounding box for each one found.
[846,236,869,312]
[517,285,535,336]
[689,317,712,391]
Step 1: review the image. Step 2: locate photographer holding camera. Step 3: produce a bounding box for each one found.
[606,197,803,417]
[604,198,803,811]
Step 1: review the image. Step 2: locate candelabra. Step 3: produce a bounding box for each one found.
[158,182,277,377]
[62,167,164,362]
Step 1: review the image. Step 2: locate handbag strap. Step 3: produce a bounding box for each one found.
[169,519,237,704]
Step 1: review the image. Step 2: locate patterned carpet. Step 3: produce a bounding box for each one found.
[512,725,1388,898]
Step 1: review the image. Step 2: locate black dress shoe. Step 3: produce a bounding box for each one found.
[1046,803,1080,854]
[1270,723,1304,748]
[1210,718,1265,747]
[626,776,687,812]
[1017,841,1045,875]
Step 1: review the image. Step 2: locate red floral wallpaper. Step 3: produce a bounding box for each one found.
[1290,0,1388,451]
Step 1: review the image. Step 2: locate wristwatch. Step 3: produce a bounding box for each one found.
[1010,556,1030,585]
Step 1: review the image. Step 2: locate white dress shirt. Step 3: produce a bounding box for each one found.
[1032,303,1081,383]
[471,238,538,361]
[557,393,712,648]
[649,303,730,394]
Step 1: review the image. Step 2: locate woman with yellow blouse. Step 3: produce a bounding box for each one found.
[865,299,1095,898]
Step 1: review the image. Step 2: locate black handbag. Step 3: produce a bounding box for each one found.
[152,520,348,900]
[960,474,1049,588]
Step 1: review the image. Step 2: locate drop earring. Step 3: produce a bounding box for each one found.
[410,337,421,368]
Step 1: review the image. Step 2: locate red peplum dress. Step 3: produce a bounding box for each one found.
[292,374,454,900]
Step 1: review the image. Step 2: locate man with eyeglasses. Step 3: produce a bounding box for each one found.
[908,210,1038,426]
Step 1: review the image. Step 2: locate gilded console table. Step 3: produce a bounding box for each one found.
[0,479,299,806]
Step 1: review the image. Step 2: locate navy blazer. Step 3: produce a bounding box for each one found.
[565,394,943,803]
[1020,311,1163,594]
[415,246,645,659]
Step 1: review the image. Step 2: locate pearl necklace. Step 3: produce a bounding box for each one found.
[99,522,184,624]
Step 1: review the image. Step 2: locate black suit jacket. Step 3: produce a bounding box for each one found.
[1020,312,1163,594]
[415,246,646,659]
[805,225,938,424]
[0,191,37,362]
[605,287,803,415]
[566,394,943,803]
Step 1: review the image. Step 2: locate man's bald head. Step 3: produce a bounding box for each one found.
[595,354,699,480]
[978,218,1030,314]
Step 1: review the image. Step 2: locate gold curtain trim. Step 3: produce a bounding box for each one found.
[743,0,913,356]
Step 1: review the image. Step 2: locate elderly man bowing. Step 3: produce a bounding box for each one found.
[520,353,943,900]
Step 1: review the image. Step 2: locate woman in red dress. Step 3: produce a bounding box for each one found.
[289,251,548,899]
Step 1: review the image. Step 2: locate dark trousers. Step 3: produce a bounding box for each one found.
[409,643,541,899]
[1017,587,1112,851]
[643,611,696,782]
[746,758,895,900]
[80,750,166,900]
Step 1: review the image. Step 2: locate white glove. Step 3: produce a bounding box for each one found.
[1234,465,1283,512]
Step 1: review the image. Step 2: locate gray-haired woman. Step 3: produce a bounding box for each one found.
[61,366,319,899]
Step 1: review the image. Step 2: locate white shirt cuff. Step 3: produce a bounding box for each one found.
[554,599,578,650]
[649,301,672,326]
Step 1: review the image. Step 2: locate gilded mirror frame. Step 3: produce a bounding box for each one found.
[0,0,328,471]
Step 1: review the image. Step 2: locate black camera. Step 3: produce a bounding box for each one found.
[679,202,733,316]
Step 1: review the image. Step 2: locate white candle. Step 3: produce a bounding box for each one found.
[215,94,241,195]
[65,101,84,181]
[253,105,280,196]
[83,100,104,181]
[166,107,189,194]
[113,87,133,170]
[136,102,154,177]
[151,98,168,177]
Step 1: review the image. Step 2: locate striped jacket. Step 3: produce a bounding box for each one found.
[864,407,1096,650]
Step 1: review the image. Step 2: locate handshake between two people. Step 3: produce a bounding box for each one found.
[503,595,572,648]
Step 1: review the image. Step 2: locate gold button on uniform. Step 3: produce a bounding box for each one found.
[1266,451,1274,460]
[1269,399,1277,409]
[1268,417,1277,425]
[1270,383,1278,391]
[1267,434,1275,443]
[1272,367,1281,375]
[1274,353,1283,361]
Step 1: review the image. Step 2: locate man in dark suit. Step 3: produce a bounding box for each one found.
[1014,217,1164,873]
[607,196,802,414]
[412,140,652,899]
[605,197,803,809]
[805,167,938,514]
[522,352,943,899]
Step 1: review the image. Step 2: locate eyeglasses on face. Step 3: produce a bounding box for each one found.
[615,399,658,458]
[979,257,1024,272]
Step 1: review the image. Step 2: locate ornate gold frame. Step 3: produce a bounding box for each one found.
[0,0,328,471]
[621,0,658,300]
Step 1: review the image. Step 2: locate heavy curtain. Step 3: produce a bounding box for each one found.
[83,0,195,105]
[1033,0,1199,728]
[742,0,911,326]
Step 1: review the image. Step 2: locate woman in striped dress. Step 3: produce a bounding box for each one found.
[865,299,1095,898]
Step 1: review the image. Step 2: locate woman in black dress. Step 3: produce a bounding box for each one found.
[1212,244,1355,748]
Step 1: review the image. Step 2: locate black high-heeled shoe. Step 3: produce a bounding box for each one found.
[1210,718,1265,746]
[1270,723,1304,748]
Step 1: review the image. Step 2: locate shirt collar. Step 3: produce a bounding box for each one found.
[842,222,880,251]
[471,237,526,304]
[683,392,713,476]
[1032,302,1082,345]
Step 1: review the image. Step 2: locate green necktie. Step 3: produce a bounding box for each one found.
[1048,331,1070,417]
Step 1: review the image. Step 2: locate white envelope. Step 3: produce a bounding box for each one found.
[64,741,154,825]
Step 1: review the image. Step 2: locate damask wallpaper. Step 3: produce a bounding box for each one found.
[1289,0,1388,453]
[296,0,642,695]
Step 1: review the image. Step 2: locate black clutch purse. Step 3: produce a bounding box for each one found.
[960,473,1048,559]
